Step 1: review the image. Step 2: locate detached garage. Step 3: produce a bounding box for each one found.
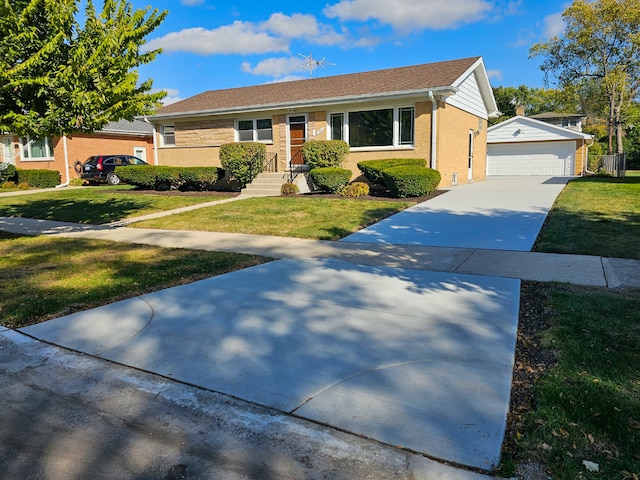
[487,116,593,176]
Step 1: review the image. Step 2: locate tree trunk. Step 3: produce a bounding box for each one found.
[615,89,624,154]
[608,87,615,155]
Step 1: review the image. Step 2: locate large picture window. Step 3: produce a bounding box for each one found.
[20,136,53,159]
[237,118,273,142]
[329,106,414,148]
[349,109,393,147]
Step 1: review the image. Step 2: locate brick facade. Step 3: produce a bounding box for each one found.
[156,100,488,188]
[8,132,153,184]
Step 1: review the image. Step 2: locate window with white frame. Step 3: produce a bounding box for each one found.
[20,136,53,159]
[329,106,414,148]
[237,118,273,142]
[161,125,175,146]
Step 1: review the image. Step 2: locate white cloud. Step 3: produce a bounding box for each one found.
[180,0,204,5]
[145,13,345,56]
[487,69,503,81]
[241,57,303,77]
[542,12,564,39]
[324,0,493,33]
[154,88,183,106]
[265,75,307,84]
[145,22,289,55]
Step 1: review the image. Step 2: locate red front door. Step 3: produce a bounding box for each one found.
[289,116,306,165]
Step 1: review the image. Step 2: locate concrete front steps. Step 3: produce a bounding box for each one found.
[241,172,290,196]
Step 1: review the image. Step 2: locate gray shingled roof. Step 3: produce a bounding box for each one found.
[153,57,481,118]
[101,119,153,135]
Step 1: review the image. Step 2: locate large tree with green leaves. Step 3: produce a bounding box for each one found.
[0,0,166,138]
[530,0,640,154]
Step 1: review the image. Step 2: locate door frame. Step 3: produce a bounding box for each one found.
[468,129,474,181]
[286,114,308,170]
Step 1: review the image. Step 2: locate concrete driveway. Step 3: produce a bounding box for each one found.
[343,176,571,251]
[17,176,569,475]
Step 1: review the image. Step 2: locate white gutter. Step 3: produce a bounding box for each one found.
[428,91,438,170]
[56,135,70,188]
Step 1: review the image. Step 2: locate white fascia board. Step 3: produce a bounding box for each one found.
[147,87,458,122]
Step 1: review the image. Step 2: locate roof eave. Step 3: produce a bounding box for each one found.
[147,87,458,122]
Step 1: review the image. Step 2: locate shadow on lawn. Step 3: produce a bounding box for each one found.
[0,197,154,224]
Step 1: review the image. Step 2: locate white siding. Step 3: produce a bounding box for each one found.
[488,117,589,143]
[447,71,488,119]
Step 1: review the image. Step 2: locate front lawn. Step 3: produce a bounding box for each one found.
[534,176,640,259]
[504,284,640,479]
[0,232,268,328]
[132,196,415,240]
[0,186,232,224]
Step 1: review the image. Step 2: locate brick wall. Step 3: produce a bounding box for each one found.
[436,102,487,186]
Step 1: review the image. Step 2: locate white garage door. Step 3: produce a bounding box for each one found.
[487,141,575,176]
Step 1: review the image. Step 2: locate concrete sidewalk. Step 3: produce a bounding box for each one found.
[1,216,638,288]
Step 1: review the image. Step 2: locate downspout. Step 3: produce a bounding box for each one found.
[428,91,437,169]
[144,116,159,165]
[56,135,70,188]
[584,137,595,175]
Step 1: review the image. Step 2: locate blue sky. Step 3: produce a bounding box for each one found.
[128,0,569,105]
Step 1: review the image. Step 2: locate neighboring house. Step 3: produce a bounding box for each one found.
[147,57,500,188]
[528,112,586,132]
[0,119,154,185]
[487,115,594,176]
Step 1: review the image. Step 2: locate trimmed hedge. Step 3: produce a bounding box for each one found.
[17,169,60,188]
[309,167,352,193]
[357,158,426,185]
[382,166,441,198]
[220,142,266,188]
[302,140,350,169]
[115,166,224,191]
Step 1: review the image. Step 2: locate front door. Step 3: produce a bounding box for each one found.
[288,115,307,167]
[1,136,14,164]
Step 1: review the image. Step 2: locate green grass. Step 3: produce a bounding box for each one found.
[516,285,640,479]
[0,232,268,328]
[0,186,230,224]
[132,196,415,240]
[534,176,640,258]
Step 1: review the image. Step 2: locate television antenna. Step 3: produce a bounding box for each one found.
[297,52,334,77]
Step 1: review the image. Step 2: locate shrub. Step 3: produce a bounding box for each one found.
[69,177,85,186]
[357,158,427,185]
[1,181,16,189]
[154,166,183,190]
[302,140,350,169]
[179,167,224,191]
[115,165,157,189]
[220,142,266,187]
[309,167,352,193]
[115,166,224,191]
[382,166,441,198]
[16,169,60,188]
[280,182,299,195]
[341,182,370,198]
[17,182,30,190]
[0,163,17,183]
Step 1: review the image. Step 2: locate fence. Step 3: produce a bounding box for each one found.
[588,153,626,177]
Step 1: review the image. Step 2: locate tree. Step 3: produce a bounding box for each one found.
[530,0,640,154]
[0,0,167,138]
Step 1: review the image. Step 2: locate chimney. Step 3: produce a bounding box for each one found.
[515,104,525,116]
